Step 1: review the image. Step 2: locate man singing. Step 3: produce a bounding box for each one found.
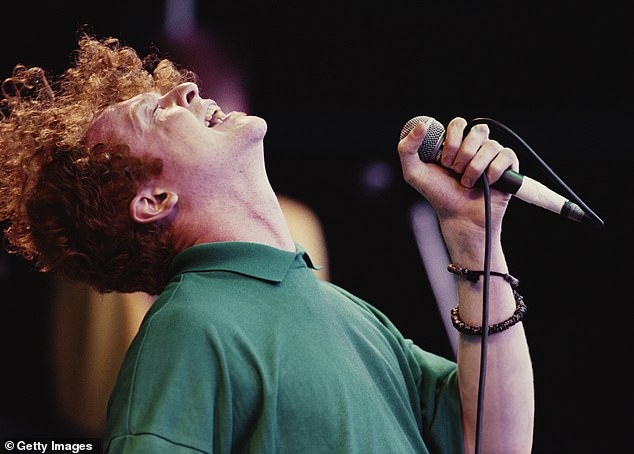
[0,35,533,453]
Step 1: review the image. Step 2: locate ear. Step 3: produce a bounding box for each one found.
[129,187,179,224]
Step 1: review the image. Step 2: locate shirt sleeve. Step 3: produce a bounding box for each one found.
[404,340,464,454]
[106,433,208,454]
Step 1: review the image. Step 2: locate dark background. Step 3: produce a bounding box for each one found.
[1,1,631,452]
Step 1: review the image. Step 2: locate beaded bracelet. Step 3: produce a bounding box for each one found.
[450,290,527,335]
[447,264,526,335]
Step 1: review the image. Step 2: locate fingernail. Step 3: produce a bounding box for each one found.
[412,123,424,138]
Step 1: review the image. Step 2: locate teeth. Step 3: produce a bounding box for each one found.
[212,109,226,124]
[204,104,226,127]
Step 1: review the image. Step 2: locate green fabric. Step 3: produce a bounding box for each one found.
[105,242,463,453]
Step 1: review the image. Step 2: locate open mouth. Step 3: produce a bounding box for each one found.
[204,105,226,128]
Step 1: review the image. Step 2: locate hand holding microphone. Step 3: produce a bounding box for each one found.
[398,115,601,226]
[398,116,520,231]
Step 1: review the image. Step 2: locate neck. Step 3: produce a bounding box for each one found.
[174,185,296,253]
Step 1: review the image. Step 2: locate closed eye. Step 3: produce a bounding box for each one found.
[150,100,166,122]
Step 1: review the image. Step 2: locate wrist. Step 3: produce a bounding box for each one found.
[440,220,506,270]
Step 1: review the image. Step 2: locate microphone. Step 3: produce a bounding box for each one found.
[400,115,593,225]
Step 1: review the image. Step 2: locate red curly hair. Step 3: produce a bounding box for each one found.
[0,35,196,294]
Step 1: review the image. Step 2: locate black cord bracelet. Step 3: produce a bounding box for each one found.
[447,263,520,288]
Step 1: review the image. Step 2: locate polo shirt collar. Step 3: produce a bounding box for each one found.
[168,242,319,283]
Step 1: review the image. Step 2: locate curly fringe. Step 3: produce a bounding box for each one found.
[0,34,194,293]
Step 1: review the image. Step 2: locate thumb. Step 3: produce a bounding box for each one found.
[397,121,436,190]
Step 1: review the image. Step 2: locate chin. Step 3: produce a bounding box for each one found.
[230,114,267,148]
[248,115,268,137]
[241,115,267,144]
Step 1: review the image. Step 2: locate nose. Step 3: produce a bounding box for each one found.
[161,82,199,107]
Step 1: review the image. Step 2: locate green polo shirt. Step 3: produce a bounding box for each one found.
[105,242,463,453]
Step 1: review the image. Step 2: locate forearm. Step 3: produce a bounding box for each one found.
[446,233,534,454]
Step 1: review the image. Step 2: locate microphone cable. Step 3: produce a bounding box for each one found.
[464,117,603,454]
[469,118,604,228]
[474,168,491,454]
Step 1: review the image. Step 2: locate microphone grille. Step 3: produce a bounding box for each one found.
[399,116,446,163]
